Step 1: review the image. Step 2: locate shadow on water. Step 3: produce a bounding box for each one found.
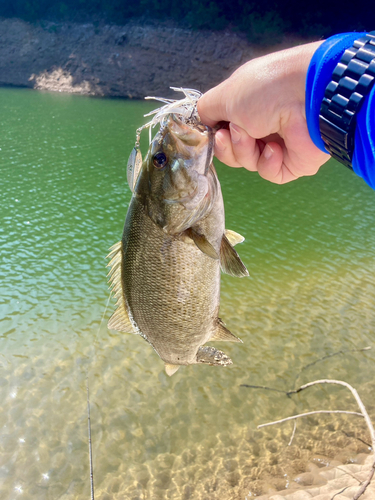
[0,87,375,499]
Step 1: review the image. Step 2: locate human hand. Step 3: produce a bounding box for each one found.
[197,42,330,184]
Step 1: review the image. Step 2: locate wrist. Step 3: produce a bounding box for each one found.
[305,33,366,154]
[306,32,375,189]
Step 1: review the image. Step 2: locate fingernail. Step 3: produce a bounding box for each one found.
[264,144,274,160]
[215,134,225,152]
[230,123,241,144]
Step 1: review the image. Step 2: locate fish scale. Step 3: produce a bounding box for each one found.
[122,197,220,365]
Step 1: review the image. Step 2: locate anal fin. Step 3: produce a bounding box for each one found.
[165,364,180,376]
[220,234,249,278]
[211,318,243,343]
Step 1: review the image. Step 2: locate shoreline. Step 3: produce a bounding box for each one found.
[0,17,315,99]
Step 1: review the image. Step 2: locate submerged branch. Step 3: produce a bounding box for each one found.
[87,378,95,500]
[300,347,371,374]
[240,384,288,394]
[258,409,364,429]
[258,379,375,500]
[288,420,297,446]
[352,462,375,500]
[85,293,111,500]
[287,379,375,449]
[293,346,372,386]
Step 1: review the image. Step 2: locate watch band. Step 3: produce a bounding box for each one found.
[319,31,375,170]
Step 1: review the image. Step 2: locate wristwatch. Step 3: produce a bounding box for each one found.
[319,31,375,169]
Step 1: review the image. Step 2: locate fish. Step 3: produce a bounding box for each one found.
[107,88,249,376]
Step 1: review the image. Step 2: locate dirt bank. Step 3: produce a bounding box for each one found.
[0,17,311,98]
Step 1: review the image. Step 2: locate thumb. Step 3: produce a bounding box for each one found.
[197,84,230,128]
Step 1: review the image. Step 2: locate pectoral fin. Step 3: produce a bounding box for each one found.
[185,228,219,260]
[127,147,143,192]
[211,319,243,343]
[106,241,135,333]
[220,234,249,278]
[225,229,245,246]
[165,363,180,376]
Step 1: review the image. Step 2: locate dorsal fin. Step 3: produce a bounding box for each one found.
[106,241,134,332]
[225,229,245,246]
[185,228,219,259]
[220,234,249,278]
[165,363,180,376]
[211,318,243,343]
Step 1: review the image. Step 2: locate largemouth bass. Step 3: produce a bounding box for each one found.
[107,88,248,376]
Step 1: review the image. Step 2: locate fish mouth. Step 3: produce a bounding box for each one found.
[167,114,206,146]
[165,115,214,176]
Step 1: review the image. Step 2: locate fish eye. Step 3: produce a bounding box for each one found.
[153,152,167,169]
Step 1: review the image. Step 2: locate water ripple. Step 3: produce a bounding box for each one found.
[1,88,375,499]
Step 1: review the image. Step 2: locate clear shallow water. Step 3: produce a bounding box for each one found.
[0,87,375,499]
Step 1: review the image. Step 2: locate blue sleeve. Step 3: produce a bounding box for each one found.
[305,33,375,189]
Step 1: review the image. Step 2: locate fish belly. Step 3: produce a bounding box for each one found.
[122,197,221,366]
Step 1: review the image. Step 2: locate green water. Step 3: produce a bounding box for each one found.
[0,87,375,499]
